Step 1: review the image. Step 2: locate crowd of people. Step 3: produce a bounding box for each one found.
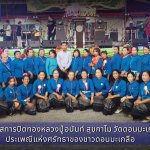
[0,42,150,123]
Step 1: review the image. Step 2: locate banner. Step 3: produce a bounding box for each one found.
[0,123,150,145]
[27,0,126,12]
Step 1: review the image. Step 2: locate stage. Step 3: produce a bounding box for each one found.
[8,47,144,59]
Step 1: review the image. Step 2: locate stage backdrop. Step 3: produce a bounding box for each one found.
[27,0,126,12]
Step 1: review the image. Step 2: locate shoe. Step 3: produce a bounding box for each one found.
[115,108,122,114]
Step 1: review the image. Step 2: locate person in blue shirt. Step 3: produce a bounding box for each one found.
[141,46,150,82]
[120,72,139,117]
[78,69,94,111]
[34,48,47,78]
[11,50,25,86]
[120,47,132,82]
[111,46,121,73]
[88,48,102,78]
[93,68,110,112]
[0,47,11,64]
[46,50,57,80]
[47,70,65,109]
[131,70,150,122]
[33,71,49,112]
[130,47,141,83]
[63,71,79,113]
[0,85,3,100]
[0,54,12,89]
[4,76,22,115]
[17,74,36,115]
[101,51,112,81]
[82,49,92,79]
[24,48,36,84]
[103,69,126,115]
[70,49,83,80]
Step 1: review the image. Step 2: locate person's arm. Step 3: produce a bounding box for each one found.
[137,56,141,75]
[94,58,102,71]
[77,58,83,74]
[17,87,27,106]
[57,52,63,70]
[116,55,121,71]
[0,86,4,100]
[107,59,112,76]
[76,81,80,96]
[46,58,50,77]
[4,88,13,102]
[46,27,48,35]
[65,52,72,70]
[0,65,4,83]
[88,57,92,74]
[139,98,150,104]
[24,58,30,73]
[34,57,40,75]
[10,60,15,76]
[29,84,34,99]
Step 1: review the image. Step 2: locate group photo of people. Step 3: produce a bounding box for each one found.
[0,42,150,123]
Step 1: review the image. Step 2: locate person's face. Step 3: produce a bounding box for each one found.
[122,48,128,56]
[143,47,149,55]
[28,50,34,57]
[9,78,15,87]
[68,72,74,81]
[22,76,29,85]
[113,47,119,55]
[62,44,67,51]
[3,49,9,55]
[39,50,45,57]
[102,53,107,59]
[1,55,8,63]
[36,21,40,25]
[83,50,89,57]
[6,22,9,25]
[81,71,88,79]
[127,74,134,83]
[129,17,132,21]
[48,16,53,21]
[50,52,55,59]
[15,52,21,59]
[113,71,119,80]
[38,72,45,81]
[74,51,79,58]
[96,69,102,79]
[146,16,149,20]
[142,72,150,82]
[53,70,59,79]
[132,47,138,56]
[94,50,99,56]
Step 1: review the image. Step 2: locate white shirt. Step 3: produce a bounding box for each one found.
[6,25,11,36]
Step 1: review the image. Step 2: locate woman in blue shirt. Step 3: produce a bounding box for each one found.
[130,47,141,83]
[103,69,126,115]
[33,71,49,112]
[120,47,131,82]
[0,85,3,100]
[70,49,83,80]
[24,49,36,84]
[63,71,79,112]
[101,51,112,81]
[120,72,139,117]
[131,70,150,122]
[34,48,47,78]
[46,50,57,80]
[82,49,92,79]
[47,70,65,109]
[88,48,102,78]
[0,47,12,64]
[17,74,36,115]
[141,46,150,73]
[78,69,94,111]
[0,54,12,89]
[5,76,22,115]
[93,68,110,112]
[111,46,121,72]
[11,51,25,86]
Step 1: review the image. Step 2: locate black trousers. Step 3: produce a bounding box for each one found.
[16,78,23,87]
[29,75,37,84]
[58,68,69,80]
[48,31,56,40]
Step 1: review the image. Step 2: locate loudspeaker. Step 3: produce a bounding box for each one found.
[43,40,61,48]
[95,31,105,39]
[132,39,148,47]
[28,41,40,48]
[94,39,113,48]
[110,32,118,41]
[0,41,12,48]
